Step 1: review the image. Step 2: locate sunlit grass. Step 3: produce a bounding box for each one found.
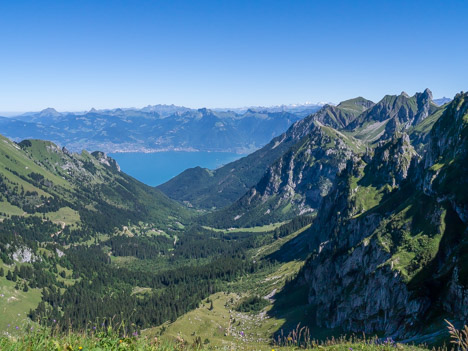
[0,322,440,351]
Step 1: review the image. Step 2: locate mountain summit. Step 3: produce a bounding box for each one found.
[38,107,62,118]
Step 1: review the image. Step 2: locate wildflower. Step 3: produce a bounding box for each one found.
[288,337,292,341]
[349,348,353,351]
[132,331,138,337]
[15,326,19,330]
[119,339,123,343]
[93,326,96,330]
[79,347,83,350]
[53,319,56,323]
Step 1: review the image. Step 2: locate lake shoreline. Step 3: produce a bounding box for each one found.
[109,151,245,187]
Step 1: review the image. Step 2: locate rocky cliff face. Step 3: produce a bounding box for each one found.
[348,89,440,143]
[362,133,417,188]
[422,92,468,222]
[298,93,468,339]
[206,122,362,227]
[199,99,378,226]
[91,151,121,172]
[358,89,436,127]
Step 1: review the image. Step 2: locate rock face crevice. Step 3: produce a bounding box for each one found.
[306,238,431,336]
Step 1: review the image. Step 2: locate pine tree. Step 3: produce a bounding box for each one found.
[6,270,12,281]
[0,267,4,277]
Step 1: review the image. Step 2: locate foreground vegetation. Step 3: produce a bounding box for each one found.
[2,321,467,350]
[0,325,434,351]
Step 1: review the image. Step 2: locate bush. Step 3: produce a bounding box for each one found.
[235,295,269,313]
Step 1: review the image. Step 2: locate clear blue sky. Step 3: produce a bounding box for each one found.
[0,0,467,112]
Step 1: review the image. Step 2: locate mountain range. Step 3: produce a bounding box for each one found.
[0,89,465,345]
[159,90,443,217]
[0,103,324,154]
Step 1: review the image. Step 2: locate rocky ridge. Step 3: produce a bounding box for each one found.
[295,92,468,339]
[206,122,361,227]
[160,98,373,210]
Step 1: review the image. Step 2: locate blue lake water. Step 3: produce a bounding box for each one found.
[109,151,245,186]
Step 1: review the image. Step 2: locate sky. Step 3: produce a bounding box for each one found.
[0,0,467,112]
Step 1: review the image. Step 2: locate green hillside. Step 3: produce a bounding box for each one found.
[0,136,189,234]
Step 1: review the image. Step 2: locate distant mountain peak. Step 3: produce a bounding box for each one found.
[38,107,61,118]
[433,96,452,106]
[336,96,375,110]
[41,107,57,113]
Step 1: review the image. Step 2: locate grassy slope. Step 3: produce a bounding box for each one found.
[203,222,286,233]
[0,267,42,331]
[319,97,374,129]
[0,135,189,228]
[144,224,312,348]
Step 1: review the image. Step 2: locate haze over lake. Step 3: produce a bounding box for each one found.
[109,151,244,186]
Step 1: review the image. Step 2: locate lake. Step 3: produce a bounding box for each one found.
[109,151,245,186]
